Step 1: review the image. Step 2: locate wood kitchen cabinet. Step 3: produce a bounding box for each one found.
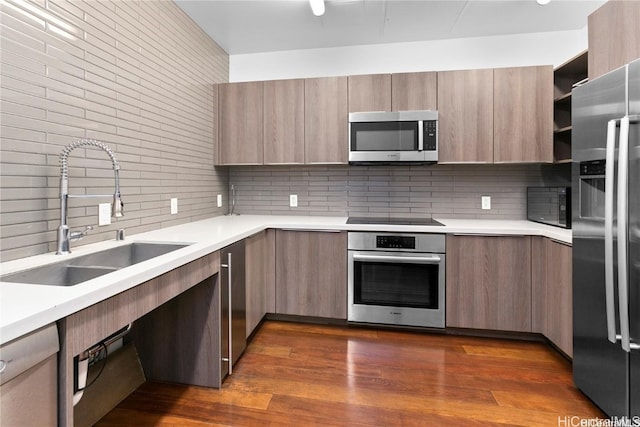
[391,72,437,111]
[218,81,264,165]
[493,65,553,163]
[437,66,552,164]
[263,79,305,164]
[437,68,494,163]
[588,0,640,81]
[348,72,437,113]
[446,235,532,332]
[245,229,276,337]
[305,76,349,164]
[348,74,392,113]
[275,230,347,319]
[532,237,573,357]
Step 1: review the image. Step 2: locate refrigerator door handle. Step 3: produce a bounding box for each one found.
[604,119,618,344]
[629,115,640,351]
[616,116,631,352]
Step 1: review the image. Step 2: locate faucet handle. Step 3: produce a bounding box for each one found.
[70,225,93,241]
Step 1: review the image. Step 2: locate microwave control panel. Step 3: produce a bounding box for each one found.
[423,120,437,151]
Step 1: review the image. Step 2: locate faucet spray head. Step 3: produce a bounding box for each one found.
[113,193,124,217]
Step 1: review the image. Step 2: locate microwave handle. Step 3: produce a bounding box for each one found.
[418,121,424,151]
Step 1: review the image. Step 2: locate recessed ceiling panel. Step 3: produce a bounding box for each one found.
[175,0,606,55]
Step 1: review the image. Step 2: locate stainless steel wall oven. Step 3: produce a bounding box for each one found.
[347,232,445,328]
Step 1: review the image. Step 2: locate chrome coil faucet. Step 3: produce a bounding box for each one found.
[57,139,124,254]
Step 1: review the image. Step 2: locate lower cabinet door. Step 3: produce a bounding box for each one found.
[446,235,532,332]
[275,230,347,319]
[245,230,275,337]
[532,237,573,357]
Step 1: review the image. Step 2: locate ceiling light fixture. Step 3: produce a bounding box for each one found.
[309,0,325,16]
[536,0,551,5]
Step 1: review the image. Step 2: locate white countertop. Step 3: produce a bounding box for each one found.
[0,215,571,345]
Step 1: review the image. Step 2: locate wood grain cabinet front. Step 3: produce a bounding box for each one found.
[588,0,640,81]
[446,234,532,332]
[437,66,553,164]
[218,81,264,165]
[532,237,573,357]
[437,68,494,163]
[245,229,276,337]
[263,79,305,164]
[304,76,349,164]
[493,65,553,163]
[348,74,392,113]
[275,230,347,319]
[391,72,437,111]
[349,72,437,113]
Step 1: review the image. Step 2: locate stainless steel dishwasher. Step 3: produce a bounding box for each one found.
[0,323,59,426]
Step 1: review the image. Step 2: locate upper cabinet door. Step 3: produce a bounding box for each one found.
[218,82,264,165]
[437,69,494,163]
[263,79,305,164]
[493,66,553,163]
[348,74,391,112]
[213,84,219,164]
[588,0,640,80]
[305,76,348,164]
[391,72,437,111]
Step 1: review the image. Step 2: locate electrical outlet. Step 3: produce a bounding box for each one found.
[217,194,222,208]
[98,203,111,226]
[289,194,298,207]
[170,198,178,215]
[481,196,491,210]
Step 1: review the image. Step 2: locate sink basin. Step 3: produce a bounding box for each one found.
[1,242,190,286]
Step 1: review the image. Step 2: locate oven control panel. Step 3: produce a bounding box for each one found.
[376,235,415,250]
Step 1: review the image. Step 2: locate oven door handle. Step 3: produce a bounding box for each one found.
[352,254,441,264]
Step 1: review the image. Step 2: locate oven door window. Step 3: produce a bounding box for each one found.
[350,121,418,151]
[353,258,439,309]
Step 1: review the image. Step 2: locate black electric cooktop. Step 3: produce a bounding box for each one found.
[346,217,444,226]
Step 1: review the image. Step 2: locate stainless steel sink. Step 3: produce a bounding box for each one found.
[1,242,189,286]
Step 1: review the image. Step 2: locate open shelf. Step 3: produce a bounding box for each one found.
[553,50,588,164]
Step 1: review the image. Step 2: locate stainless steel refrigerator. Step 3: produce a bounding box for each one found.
[572,58,639,420]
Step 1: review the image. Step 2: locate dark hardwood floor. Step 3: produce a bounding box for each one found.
[97,321,603,426]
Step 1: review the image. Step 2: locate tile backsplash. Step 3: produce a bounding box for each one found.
[0,0,229,261]
[229,164,551,219]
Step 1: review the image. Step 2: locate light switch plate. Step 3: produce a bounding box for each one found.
[217,194,222,208]
[98,203,111,226]
[170,198,178,215]
[289,194,298,207]
[481,196,491,210]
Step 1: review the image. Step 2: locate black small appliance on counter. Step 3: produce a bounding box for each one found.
[527,186,571,229]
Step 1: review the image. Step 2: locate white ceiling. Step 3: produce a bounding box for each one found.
[175,0,606,55]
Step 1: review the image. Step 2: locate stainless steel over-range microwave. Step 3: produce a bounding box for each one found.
[348,110,438,164]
